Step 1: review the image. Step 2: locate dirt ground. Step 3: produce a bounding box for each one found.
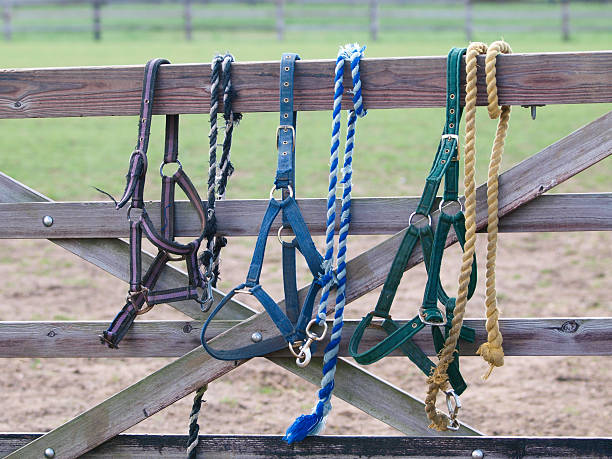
[0,230,610,439]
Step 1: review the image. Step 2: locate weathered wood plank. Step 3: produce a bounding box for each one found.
[1,52,611,119]
[2,318,607,358]
[2,433,611,458]
[1,193,610,238]
[8,111,609,459]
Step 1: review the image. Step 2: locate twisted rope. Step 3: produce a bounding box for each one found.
[477,40,512,379]
[186,384,208,458]
[424,42,487,431]
[284,43,367,444]
[424,41,512,430]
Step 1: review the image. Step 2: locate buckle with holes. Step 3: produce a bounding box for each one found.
[276,125,296,148]
[441,134,460,161]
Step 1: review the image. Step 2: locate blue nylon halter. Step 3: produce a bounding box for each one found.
[200,53,328,360]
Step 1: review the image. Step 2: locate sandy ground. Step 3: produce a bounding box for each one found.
[0,231,610,439]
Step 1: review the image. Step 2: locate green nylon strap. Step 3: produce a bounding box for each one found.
[349,47,471,371]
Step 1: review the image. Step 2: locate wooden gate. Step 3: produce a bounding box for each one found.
[1,51,611,458]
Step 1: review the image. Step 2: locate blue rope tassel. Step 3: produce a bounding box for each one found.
[284,43,366,445]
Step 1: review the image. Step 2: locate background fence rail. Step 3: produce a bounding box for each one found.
[1,0,611,42]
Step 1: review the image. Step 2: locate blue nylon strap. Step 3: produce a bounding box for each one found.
[275,53,300,189]
[245,199,282,284]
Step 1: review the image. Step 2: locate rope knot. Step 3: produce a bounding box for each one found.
[476,342,504,379]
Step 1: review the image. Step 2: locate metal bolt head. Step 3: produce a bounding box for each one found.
[251,332,262,343]
[42,215,54,227]
[44,447,56,458]
[471,449,484,459]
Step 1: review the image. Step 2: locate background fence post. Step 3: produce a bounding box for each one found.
[465,0,473,42]
[3,0,12,41]
[184,0,192,41]
[369,0,379,41]
[276,0,284,41]
[561,0,570,41]
[92,0,101,41]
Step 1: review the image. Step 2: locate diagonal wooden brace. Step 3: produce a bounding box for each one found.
[5,111,612,458]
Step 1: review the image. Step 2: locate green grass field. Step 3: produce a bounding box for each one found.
[1,4,610,201]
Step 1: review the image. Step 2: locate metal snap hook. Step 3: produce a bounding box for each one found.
[444,389,462,431]
[296,345,312,368]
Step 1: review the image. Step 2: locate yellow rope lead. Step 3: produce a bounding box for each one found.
[477,40,512,380]
[424,42,487,431]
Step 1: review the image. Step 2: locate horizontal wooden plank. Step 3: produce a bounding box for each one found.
[1,193,610,238]
[1,318,608,358]
[1,52,611,119]
[2,433,611,458]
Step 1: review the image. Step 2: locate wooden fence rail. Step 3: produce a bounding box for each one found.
[1,52,611,119]
[1,193,610,238]
[1,318,610,358]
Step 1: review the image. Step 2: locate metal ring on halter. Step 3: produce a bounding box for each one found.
[269,184,294,200]
[408,211,432,227]
[444,389,462,431]
[159,159,183,178]
[305,319,328,341]
[277,225,295,245]
[418,306,447,326]
[126,205,144,223]
[438,199,465,215]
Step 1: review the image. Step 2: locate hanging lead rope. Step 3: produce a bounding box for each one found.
[425,40,511,430]
[187,53,241,458]
[284,43,367,444]
[199,53,241,310]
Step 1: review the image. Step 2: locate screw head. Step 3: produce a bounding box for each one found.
[471,449,484,459]
[44,447,56,458]
[42,215,54,227]
[251,332,262,343]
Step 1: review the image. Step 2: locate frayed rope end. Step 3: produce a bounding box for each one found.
[283,412,325,445]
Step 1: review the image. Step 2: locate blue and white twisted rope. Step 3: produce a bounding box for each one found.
[284,43,367,444]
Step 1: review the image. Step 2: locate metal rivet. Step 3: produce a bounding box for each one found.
[449,94,455,100]
[145,99,149,104]
[44,448,56,458]
[284,66,290,71]
[283,113,288,118]
[281,151,288,156]
[449,123,454,128]
[251,332,262,343]
[441,159,446,164]
[445,149,450,153]
[283,82,289,87]
[471,449,484,459]
[282,140,288,145]
[42,215,54,227]
[449,108,455,114]
[412,323,417,328]
[283,98,289,103]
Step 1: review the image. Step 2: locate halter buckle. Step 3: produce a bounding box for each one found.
[441,134,460,161]
[276,125,296,148]
[418,306,447,326]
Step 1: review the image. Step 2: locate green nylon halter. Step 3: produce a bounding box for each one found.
[349,48,477,394]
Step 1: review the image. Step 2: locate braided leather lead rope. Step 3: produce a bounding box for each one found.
[284,43,366,444]
[425,41,511,431]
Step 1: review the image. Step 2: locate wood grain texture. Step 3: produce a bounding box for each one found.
[1,52,611,119]
[2,434,611,458]
[1,193,611,238]
[1,318,608,358]
[0,170,478,444]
